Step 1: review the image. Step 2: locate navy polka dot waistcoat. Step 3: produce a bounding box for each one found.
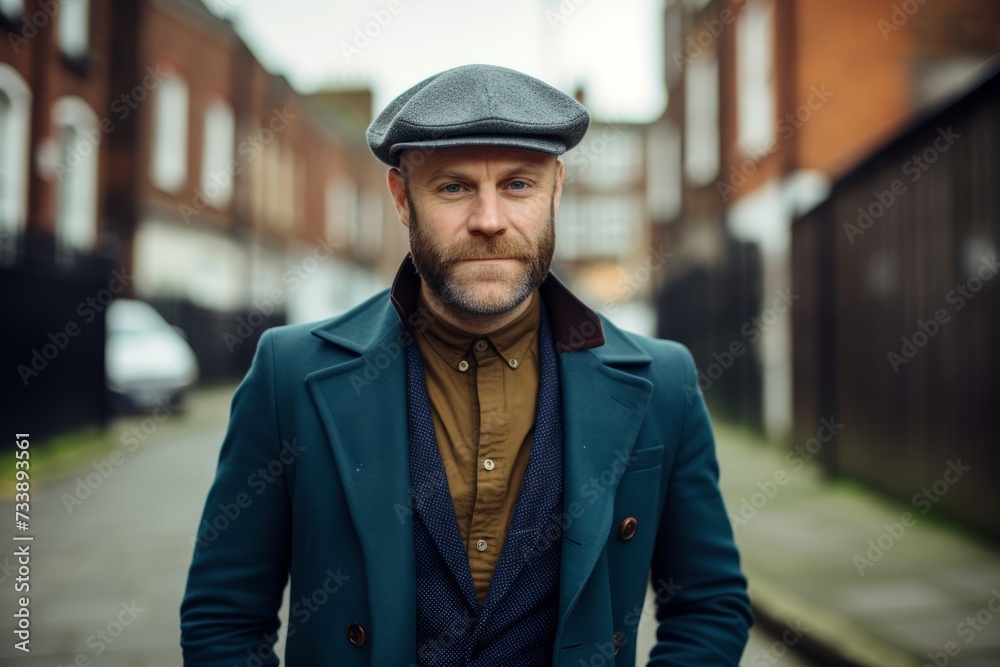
[406,297,563,666]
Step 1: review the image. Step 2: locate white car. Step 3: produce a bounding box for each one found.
[105,299,199,411]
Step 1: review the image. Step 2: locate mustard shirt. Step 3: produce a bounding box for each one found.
[413,289,541,608]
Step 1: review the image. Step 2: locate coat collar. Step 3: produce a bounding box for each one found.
[390,251,606,352]
[304,255,653,664]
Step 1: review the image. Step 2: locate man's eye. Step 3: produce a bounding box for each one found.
[443,184,463,194]
[509,180,527,191]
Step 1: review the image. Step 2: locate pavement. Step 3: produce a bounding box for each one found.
[713,421,1000,667]
[8,380,985,666]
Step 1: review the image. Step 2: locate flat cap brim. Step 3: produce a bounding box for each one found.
[367,64,590,167]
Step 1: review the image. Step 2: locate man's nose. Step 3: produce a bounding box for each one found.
[466,188,507,236]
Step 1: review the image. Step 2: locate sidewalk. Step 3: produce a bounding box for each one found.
[713,422,1000,667]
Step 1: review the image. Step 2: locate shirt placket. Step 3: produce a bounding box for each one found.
[468,336,507,595]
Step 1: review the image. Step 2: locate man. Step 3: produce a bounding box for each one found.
[180,64,752,666]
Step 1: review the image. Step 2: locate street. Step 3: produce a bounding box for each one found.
[0,384,821,666]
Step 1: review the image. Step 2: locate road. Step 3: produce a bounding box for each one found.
[0,384,822,666]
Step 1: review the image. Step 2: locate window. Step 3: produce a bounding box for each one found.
[325,176,357,246]
[151,72,189,193]
[737,0,775,152]
[683,52,719,185]
[58,0,90,59]
[578,128,643,190]
[200,98,234,208]
[354,189,384,257]
[52,97,99,259]
[0,0,24,19]
[0,65,31,262]
[647,121,682,222]
[554,193,639,260]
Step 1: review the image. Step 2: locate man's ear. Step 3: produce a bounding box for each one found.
[552,158,565,217]
[387,167,411,228]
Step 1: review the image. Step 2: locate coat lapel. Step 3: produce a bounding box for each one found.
[555,328,654,631]
[305,296,417,666]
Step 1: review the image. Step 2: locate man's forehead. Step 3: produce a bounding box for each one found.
[401,146,558,177]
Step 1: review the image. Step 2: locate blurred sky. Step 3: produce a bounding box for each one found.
[213,0,667,122]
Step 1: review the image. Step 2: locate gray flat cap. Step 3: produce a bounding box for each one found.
[367,64,590,167]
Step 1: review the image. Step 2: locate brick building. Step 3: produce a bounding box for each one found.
[1,0,406,438]
[654,0,1000,439]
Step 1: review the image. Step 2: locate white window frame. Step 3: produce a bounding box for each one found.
[325,175,357,246]
[52,96,100,259]
[0,0,24,19]
[151,71,189,194]
[684,51,720,186]
[737,0,776,153]
[0,64,31,262]
[58,0,90,59]
[200,97,234,208]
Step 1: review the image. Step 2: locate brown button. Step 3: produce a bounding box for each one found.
[346,622,366,647]
[613,632,622,655]
[619,517,637,540]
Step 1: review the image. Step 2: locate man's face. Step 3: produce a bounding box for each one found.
[388,146,564,316]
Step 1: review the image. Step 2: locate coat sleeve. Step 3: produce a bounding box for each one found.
[180,329,292,666]
[646,343,753,666]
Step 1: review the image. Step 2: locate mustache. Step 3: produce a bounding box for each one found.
[438,238,533,264]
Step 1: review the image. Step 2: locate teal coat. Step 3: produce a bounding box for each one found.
[180,274,752,666]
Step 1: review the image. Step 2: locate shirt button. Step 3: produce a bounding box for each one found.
[508,358,519,368]
[475,339,488,352]
[458,360,470,371]
[483,458,495,471]
[476,539,488,552]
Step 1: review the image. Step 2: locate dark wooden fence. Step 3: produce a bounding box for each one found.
[657,238,763,429]
[147,298,285,384]
[792,60,1000,540]
[2,257,114,447]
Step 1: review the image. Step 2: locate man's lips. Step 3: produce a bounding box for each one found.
[459,257,519,263]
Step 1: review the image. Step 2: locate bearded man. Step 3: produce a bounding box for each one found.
[180,63,752,666]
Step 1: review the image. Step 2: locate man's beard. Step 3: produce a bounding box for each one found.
[406,188,556,316]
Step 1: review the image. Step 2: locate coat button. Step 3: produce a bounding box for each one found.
[346,622,366,647]
[619,517,637,540]
[613,632,622,655]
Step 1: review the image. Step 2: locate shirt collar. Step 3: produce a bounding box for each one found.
[390,252,605,353]
[417,287,540,371]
